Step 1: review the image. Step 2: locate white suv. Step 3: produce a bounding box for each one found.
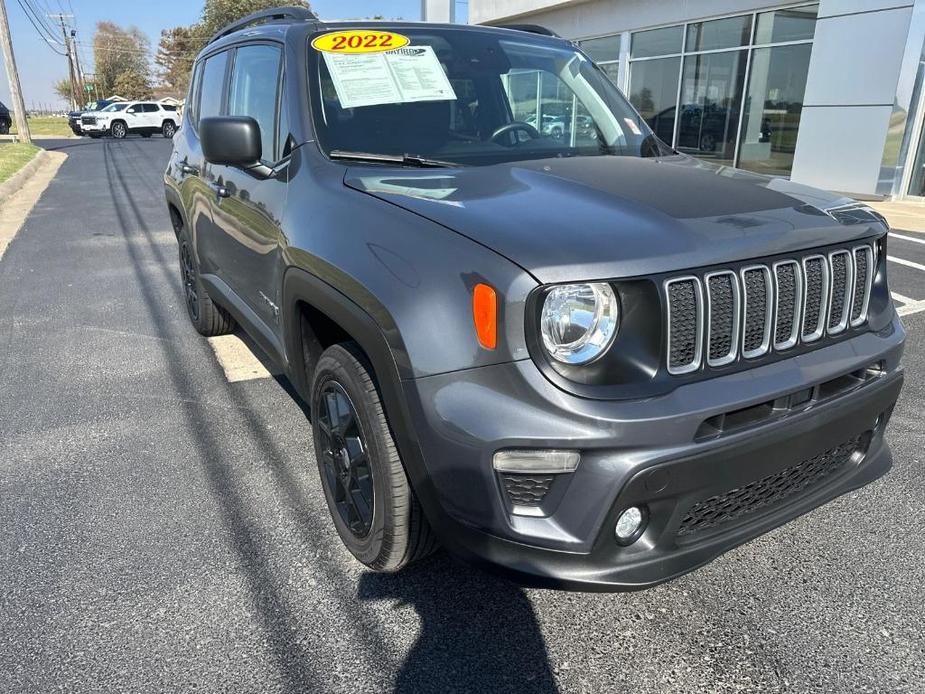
[93,101,180,139]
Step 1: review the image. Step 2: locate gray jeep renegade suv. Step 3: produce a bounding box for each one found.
[164,7,905,591]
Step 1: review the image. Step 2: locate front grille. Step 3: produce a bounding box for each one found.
[677,435,864,537]
[81,116,96,125]
[664,243,875,375]
[500,474,554,507]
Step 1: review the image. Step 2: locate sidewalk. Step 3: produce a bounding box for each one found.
[870,200,925,232]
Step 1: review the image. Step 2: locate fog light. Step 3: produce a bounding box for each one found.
[615,506,645,544]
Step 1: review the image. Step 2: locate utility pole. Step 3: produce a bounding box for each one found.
[49,14,77,110]
[70,29,85,107]
[0,0,31,142]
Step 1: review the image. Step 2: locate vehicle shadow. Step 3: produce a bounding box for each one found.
[358,554,558,694]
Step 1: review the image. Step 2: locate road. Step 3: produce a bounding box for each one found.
[1,137,923,693]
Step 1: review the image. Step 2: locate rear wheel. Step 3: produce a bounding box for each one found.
[111,121,127,139]
[178,237,235,336]
[0,122,9,135]
[311,343,437,571]
[162,121,177,138]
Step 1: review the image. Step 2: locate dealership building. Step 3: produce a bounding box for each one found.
[468,0,925,201]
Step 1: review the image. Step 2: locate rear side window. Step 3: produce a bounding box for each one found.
[227,44,282,163]
[162,104,177,112]
[142,104,159,113]
[199,51,230,121]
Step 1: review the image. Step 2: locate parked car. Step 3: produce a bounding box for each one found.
[68,99,115,136]
[0,101,12,135]
[165,10,905,591]
[97,101,180,139]
[79,102,130,138]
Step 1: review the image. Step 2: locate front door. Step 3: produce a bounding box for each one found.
[209,42,287,331]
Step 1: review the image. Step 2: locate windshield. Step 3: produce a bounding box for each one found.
[309,27,671,166]
[102,103,128,113]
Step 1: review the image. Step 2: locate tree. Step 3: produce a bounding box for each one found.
[93,21,151,98]
[199,0,311,41]
[112,67,152,100]
[155,26,196,99]
[53,78,73,104]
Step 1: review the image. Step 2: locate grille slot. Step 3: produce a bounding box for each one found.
[851,245,874,327]
[677,435,864,538]
[665,277,704,375]
[827,250,853,334]
[705,271,739,366]
[741,266,772,358]
[663,243,875,375]
[773,260,802,350]
[801,255,828,342]
[500,474,554,507]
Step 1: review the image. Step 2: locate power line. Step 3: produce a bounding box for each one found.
[13,0,65,54]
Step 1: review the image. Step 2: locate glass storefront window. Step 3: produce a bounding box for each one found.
[738,43,812,176]
[631,25,683,58]
[599,62,620,86]
[910,127,925,197]
[580,34,621,63]
[686,16,752,52]
[755,5,818,45]
[677,50,748,167]
[629,57,681,144]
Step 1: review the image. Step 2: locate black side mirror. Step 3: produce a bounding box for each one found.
[200,116,262,168]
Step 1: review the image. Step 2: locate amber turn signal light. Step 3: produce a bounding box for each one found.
[472,283,497,350]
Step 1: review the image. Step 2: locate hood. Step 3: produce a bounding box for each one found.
[344,155,882,284]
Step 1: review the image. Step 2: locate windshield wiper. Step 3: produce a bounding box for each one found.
[329,150,457,168]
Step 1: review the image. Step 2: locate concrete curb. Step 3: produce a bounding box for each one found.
[0,149,48,206]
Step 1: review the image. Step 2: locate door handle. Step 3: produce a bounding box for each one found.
[181,163,199,176]
[213,184,231,199]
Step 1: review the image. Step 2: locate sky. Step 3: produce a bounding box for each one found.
[0,0,468,109]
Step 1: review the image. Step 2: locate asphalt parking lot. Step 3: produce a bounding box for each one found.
[1,137,923,693]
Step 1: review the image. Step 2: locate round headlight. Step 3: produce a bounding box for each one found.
[540,283,619,364]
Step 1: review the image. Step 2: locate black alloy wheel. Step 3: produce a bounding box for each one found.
[180,241,199,322]
[316,381,375,538]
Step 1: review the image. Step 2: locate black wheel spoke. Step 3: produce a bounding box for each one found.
[316,381,374,538]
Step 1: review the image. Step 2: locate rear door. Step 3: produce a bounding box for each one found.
[141,103,161,129]
[179,50,231,279]
[208,42,288,330]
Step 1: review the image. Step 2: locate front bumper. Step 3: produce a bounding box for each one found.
[81,121,107,133]
[402,317,905,590]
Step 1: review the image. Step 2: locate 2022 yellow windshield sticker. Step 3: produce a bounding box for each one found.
[311,30,410,54]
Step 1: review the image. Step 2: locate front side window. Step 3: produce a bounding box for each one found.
[199,51,230,122]
[309,28,666,167]
[228,44,282,162]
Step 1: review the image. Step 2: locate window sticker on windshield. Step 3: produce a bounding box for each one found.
[323,46,457,109]
[312,30,410,54]
[623,117,642,136]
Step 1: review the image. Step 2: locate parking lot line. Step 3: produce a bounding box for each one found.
[888,255,925,273]
[890,232,925,246]
[898,300,925,317]
[207,334,278,382]
[892,292,918,304]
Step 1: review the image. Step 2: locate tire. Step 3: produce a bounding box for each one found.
[111,121,127,139]
[699,132,716,152]
[178,236,235,336]
[0,122,9,135]
[162,120,177,138]
[311,343,437,572]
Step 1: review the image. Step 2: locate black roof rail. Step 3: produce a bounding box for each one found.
[499,24,561,38]
[208,6,317,45]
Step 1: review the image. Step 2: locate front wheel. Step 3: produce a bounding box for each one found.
[111,121,127,139]
[0,122,9,135]
[162,121,177,138]
[311,343,437,571]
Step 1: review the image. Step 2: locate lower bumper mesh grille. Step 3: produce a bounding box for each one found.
[500,474,554,507]
[677,435,864,538]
